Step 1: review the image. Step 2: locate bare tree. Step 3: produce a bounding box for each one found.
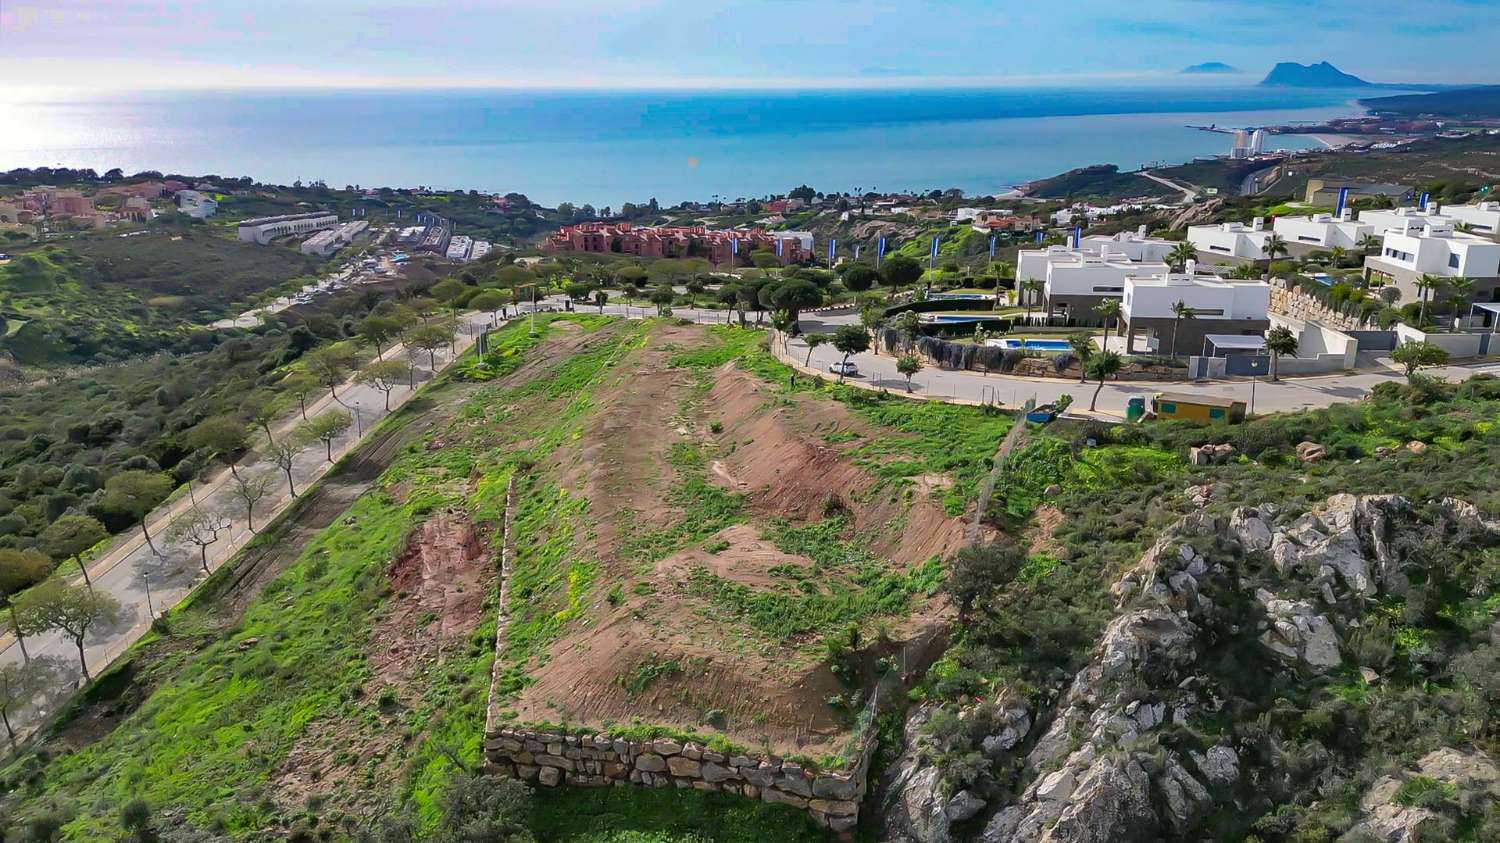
[230,472,273,533]
[266,437,303,497]
[0,659,56,748]
[172,508,229,573]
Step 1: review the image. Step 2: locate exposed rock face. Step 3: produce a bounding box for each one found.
[1256,589,1342,670]
[878,706,957,843]
[1295,441,1327,463]
[1188,443,1236,466]
[1351,748,1500,841]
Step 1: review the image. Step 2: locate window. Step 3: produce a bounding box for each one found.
[1091,285,1123,293]
[1449,253,1461,269]
[1298,236,1320,243]
[1160,402,1178,414]
[1209,408,1226,420]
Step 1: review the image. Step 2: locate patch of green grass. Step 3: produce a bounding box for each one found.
[620,442,746,565]
[529,784,825,842]
[618,654,683,695]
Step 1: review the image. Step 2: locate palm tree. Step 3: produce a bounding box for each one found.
[1265,325,1298,381]
[1169,300,1195,358]
[1357,233,1382,255]
[1067,332,1095,383]
[1414,273,1446,328]
[1328,246,1349,268]
[1446,276,1475,332]
[1094,298,1123,350]
[1261,234,1289,279]
[1020,278,1044,325]
[1167,241,1197,272]
[1085,351,1123,412]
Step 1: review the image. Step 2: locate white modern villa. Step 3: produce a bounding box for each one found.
[1119,266,1271,355]
[1273,211,1374,252]
[1078,226,1179,263]
[1187,218,1273,264]
[1361,210,1500,303]
[1016,237,1170,322]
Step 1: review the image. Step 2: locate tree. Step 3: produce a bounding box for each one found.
[1094,298,1123,349]
[0,660,52,748]
[239,392,281,447]
[430,278,468,313]
[103,470,174,554]
[1168,300,1195,358]
[942,542,1023,623]
[1167,241,1197,272]
[301,410,353,462]
[648,284,676,316]
[229,472,272,533]
[305,346,359,401]
[16,581,121,680]
[890,310,922,352]
[859,305,885,352]
[880,254,923,296]
[1085,351,1123,411]
[40,515,107,591]
[1328,246,1349,268]
[359,314,405,360]
[593,289,609,314]
[172,507,228,573]
[841,263,878,293]
[280,372,320,420]
[1391,340,1450,379]
[1414,274,1446,328]
[1446,276,1475,332]
[1264,325,1298,382]
[0,549,50,663]
[803,332,830,365]
[759,278,823,332]
[469,289,510,323]
[897,353,923,392]
[1067,332,1095,383]
[1019,279,1044,324]
[186,415,249,480]
[1358,233,1382,254]
[267,437,303,497]
[404,323,453,370]
[831,324,870,382]
[357,359,410,411]
[564,281,592,306]
[1262,233,1289,263]
[684,278,706,308]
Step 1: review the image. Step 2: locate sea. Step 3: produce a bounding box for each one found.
[0,86,1369,208]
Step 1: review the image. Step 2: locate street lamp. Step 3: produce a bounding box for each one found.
[353,402,363,436]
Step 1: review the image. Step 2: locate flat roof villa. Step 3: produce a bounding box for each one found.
[1273,212,1374,252]
[1361,210,1500,303]
[1078,226,1179,263]
[1120,268,1271,355]
[1430,202,1500,237]
[1019,248,1169,322]
[1187,218,1272,265]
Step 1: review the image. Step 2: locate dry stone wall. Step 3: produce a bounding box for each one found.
[1268,278,1369,331]
[484,727,874,833]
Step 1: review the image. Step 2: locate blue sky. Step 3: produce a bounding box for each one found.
[4,0,1498,90]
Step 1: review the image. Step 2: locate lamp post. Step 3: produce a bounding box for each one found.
[353,402,363,436]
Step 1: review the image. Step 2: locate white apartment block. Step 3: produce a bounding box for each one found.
[176,190,217,219]
[1273,212,1373,251]
[239,212,339,245]
[1187,218,1272,262]
[445,235,474,262]
[299,219,369,257]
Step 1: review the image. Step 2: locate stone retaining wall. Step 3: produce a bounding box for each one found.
[1269,278,1369,331]
[484,728,873,833]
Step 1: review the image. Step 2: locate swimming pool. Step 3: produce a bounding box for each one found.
[929,293,993,301]
[927,314,997,323]
[994,338,1073,351]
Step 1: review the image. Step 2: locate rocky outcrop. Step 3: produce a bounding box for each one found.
[1256,589,1342,671]
[1352,748,1500,841]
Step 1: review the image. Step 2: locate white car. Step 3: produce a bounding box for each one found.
[828,360,859,376]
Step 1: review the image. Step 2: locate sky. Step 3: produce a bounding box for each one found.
[3,0,1499,91]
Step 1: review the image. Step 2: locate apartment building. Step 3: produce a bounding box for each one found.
[1361,212,1500,302]
[176,189,217,219]
[1079,226,1178,263]
[299,220,369,257]
[239,212,339,245]
[544,223,812,265]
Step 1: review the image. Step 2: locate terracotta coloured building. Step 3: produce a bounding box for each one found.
[544,223,811,265]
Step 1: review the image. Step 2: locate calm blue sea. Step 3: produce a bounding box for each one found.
[1,87,1365,207]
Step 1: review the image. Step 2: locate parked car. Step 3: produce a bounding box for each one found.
[828,360,859,376]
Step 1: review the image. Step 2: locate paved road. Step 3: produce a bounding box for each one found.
[2,311,494,742]
[1140,171,1198,203]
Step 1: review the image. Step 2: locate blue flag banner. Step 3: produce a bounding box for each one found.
[732,237,739,256]
[1336,187,1350,217]
[828,239,837,265]
[1035,230,1045,243]
[877,237,888,266]
[776,239,783,258]
[1420,192,1431,210]
[989,235,997,259]
[854,244,862,261]
[930,235,940,267]
[1072,226,1082,249]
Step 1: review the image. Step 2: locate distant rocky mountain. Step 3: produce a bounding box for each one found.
[1181,62,1238,75]
[1260,61,1372,87]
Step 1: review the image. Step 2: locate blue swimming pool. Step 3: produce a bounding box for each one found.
[929,293,992,300]
[999,338,1072,351]
[927,314,996,323]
